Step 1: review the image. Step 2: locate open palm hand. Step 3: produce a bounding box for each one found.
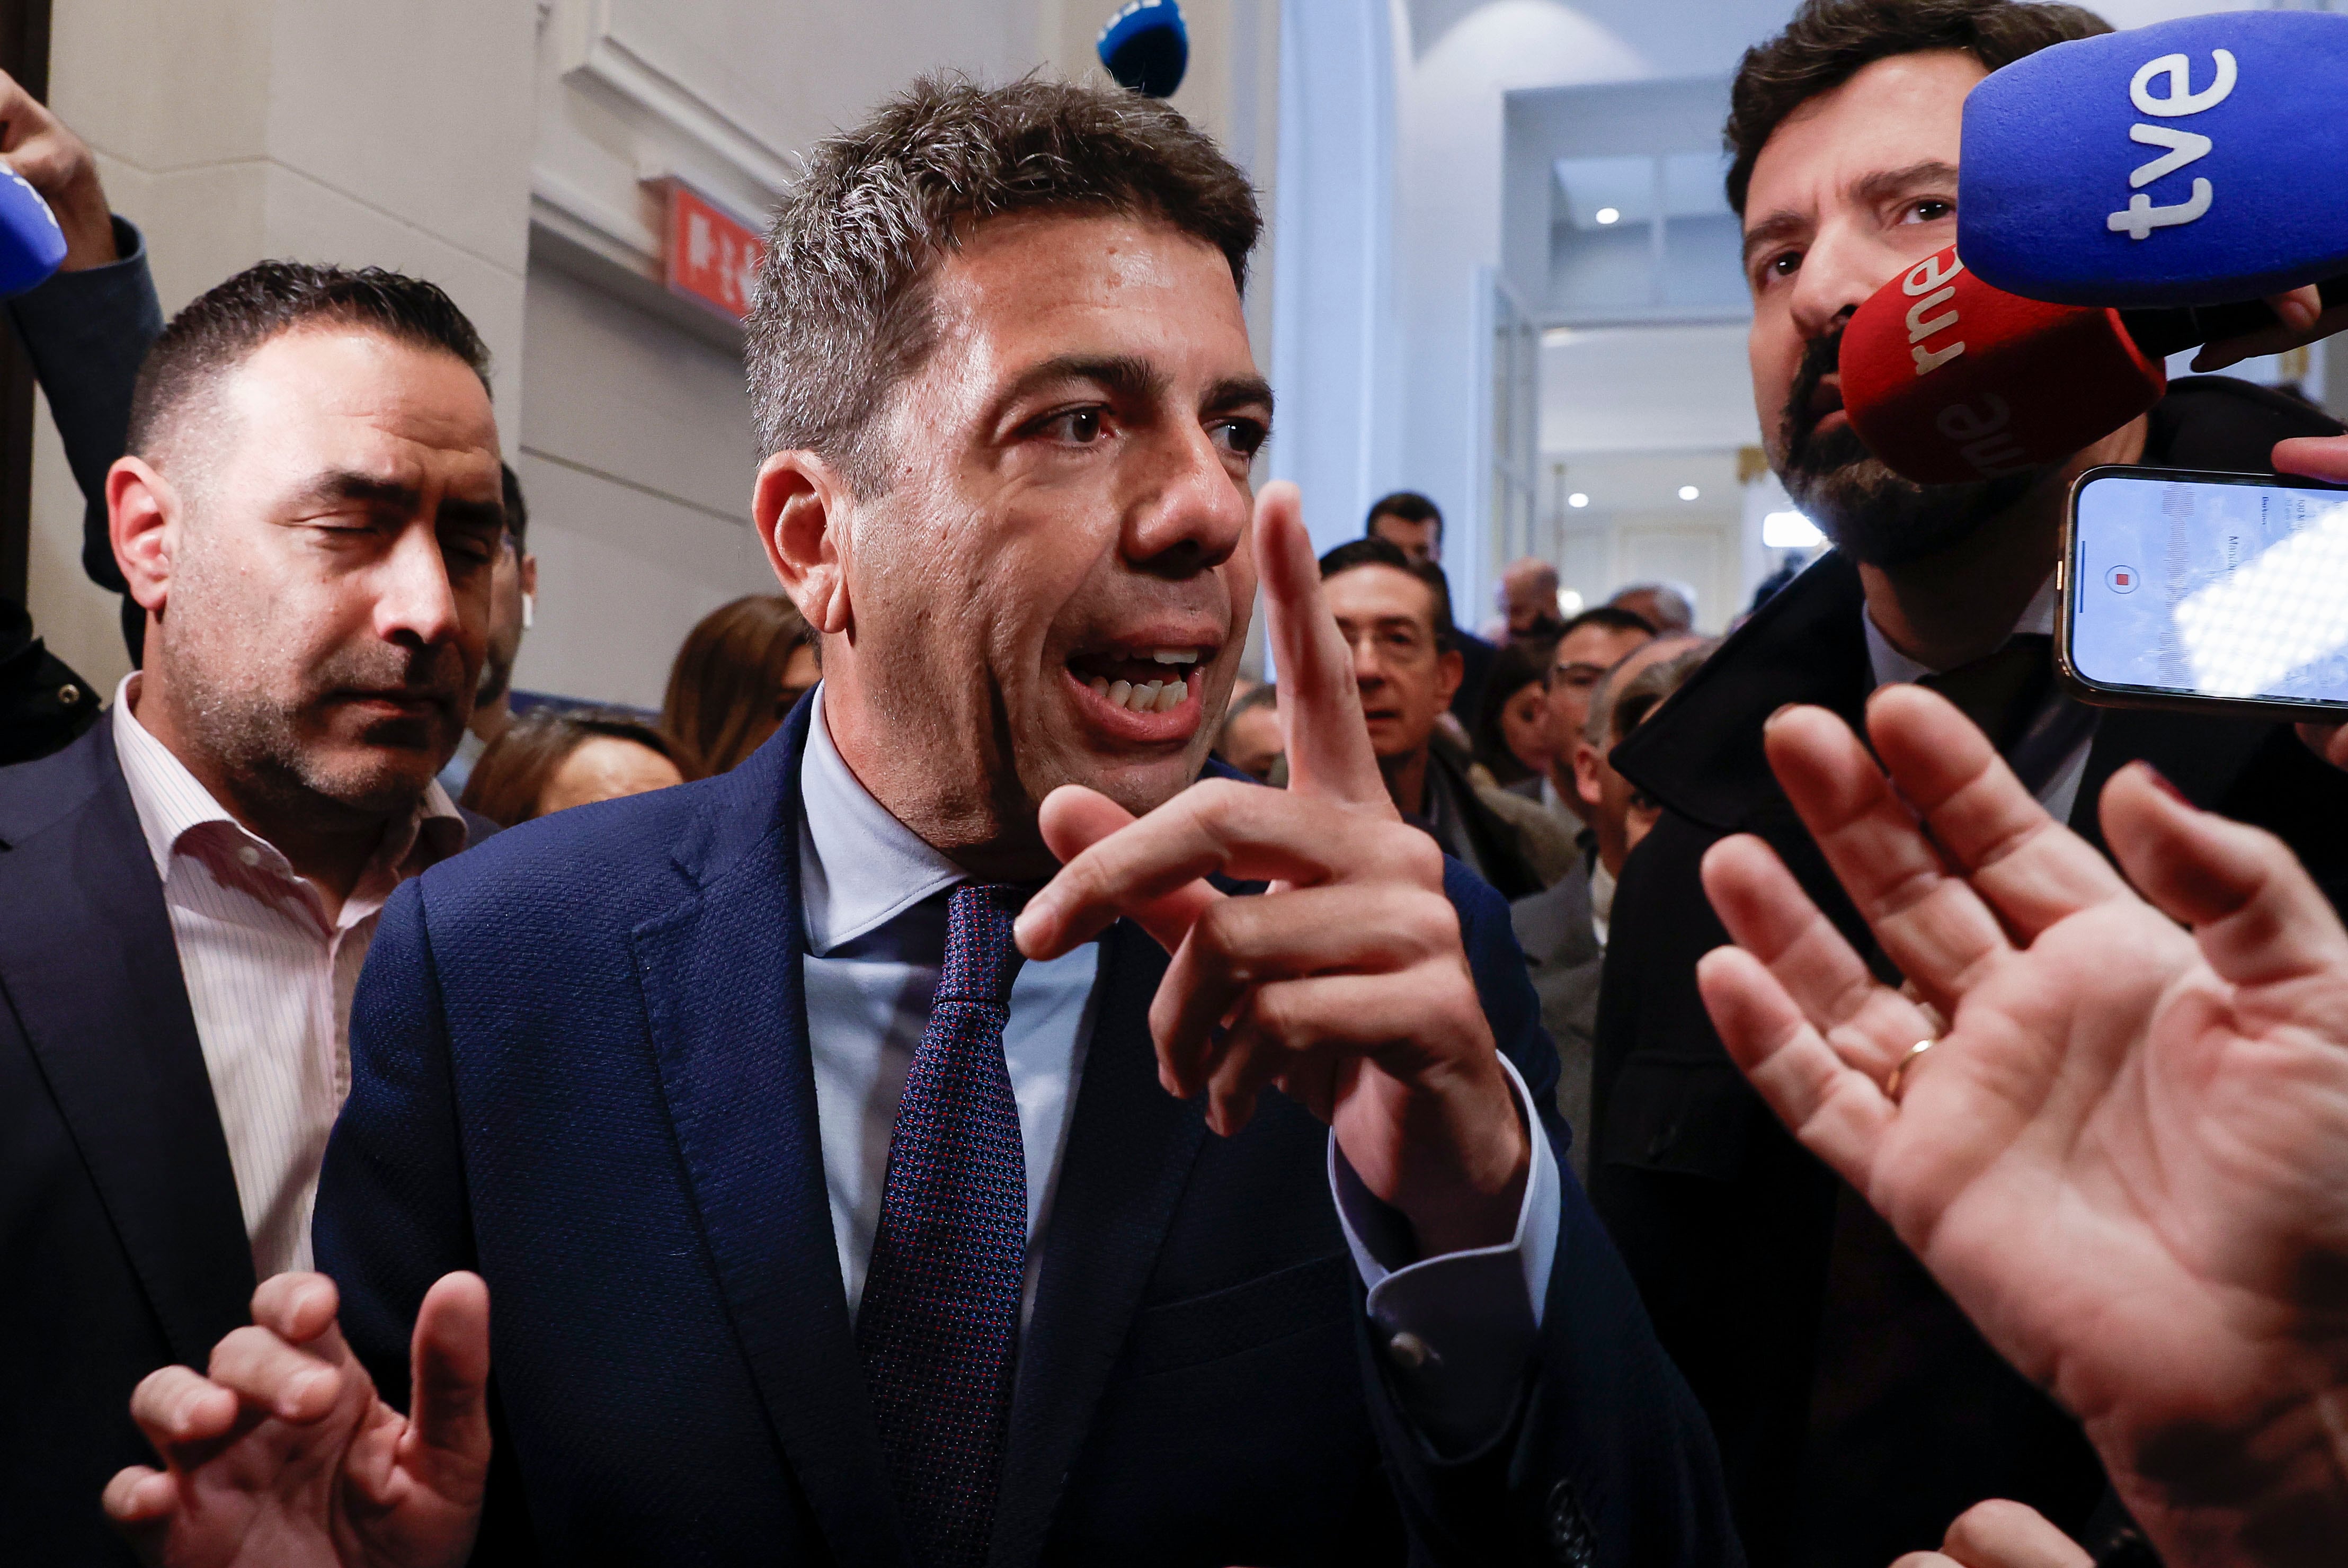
[1697,684,2348,1567]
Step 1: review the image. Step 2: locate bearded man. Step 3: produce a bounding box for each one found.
[1585,3,2348,1567]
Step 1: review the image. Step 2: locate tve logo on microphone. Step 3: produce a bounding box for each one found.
[1959,10,2348,307]
[2106,47,2232,241]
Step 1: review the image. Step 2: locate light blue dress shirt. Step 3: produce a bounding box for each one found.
[796,687,1560,1448]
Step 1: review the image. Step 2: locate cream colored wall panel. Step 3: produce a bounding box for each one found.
[1613,514,1736,634]
[87,153,273,314]
[49,0,272,172]
[509,452,771,711]
[260,165,528,449]
[22,391,131,701]
[264,0,535,276]
[518,261,753,524]
[573,0,1042,195]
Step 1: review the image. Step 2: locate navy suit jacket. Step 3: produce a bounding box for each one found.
[0,722,254,1566]
[318,699,1738,1566]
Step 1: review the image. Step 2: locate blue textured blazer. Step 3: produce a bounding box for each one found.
[317,698,1739,1566]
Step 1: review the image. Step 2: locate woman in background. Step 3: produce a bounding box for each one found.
[462,709,690,828]
[1471,641,1555,788]
[660,595,818,775]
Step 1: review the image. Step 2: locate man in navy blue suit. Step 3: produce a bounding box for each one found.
[106,78,1735,1567]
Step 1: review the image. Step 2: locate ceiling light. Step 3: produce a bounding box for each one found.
[1678,485,1701,501]
[1555,589,1584,617]
[1763,510,1825,548]
[1567,492,1589,509]
[1594,207,1620,225]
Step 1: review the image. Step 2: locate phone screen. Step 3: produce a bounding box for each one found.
[2068,469,2348,711]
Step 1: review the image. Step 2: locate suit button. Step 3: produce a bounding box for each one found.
[57,683,80,707]
[1386,1331,1431,1371]
[1546,1478,1597,1567]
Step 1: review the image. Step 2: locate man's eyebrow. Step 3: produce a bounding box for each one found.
[999,353,1168,408]
[1204,375,1275,417]
[1852,159,1960,211]
[283,470,505,531]
[1740,210,1808,271]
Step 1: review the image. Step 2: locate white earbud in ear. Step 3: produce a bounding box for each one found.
[521,592,536,631]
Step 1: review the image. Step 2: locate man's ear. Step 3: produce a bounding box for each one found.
[1572,740,1605,812]
[755,449,853,637]
[108,457,180,616]
[1433,645,1464,708]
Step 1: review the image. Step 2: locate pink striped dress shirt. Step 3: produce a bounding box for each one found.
[110,675,470,1278]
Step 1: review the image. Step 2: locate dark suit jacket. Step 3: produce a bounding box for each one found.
[316,699,1742,1567]
[1589,378,2348,1568]
[0,721,255,1566]
[1509,858,1602,1182]
[0,718,493,1564]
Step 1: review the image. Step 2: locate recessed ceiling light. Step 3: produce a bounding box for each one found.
[1678,485,1701,501]
[1567,492,1589,508]
[1595,207,1621,225]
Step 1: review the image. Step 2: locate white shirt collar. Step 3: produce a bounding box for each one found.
[1863,572,2059,689]
[797,684,968,956]
[111,672,467,883]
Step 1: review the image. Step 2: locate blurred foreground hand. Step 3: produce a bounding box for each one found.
[1698,683,2348,1568]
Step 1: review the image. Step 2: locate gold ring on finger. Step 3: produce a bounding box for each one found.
[1885,1038,1937,1103]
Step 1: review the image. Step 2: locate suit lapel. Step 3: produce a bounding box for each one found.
[629,715,908,1568]
[990,919,1207,1568]
[0,724,253,1364]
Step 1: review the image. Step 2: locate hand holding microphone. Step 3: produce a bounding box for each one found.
[0,68,112,288]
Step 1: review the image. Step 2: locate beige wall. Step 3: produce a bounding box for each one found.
[25,0,537,697]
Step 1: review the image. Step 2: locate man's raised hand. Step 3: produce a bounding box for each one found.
[1018,481,1528,1258]
[1697,684,2348,1567]
[103,1271,491,1568]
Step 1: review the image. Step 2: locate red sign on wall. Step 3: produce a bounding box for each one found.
[664,183,764,322]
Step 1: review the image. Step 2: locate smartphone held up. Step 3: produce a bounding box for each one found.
[2060,465,2348,720]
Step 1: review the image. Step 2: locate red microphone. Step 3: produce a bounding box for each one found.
[1840,246,2164,486]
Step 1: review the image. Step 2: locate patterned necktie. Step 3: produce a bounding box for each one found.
[857,883,1029,1568]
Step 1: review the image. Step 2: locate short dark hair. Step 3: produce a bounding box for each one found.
[1723,0,2111,215]
[1365,490,1442,537]
[1560,604,1657,639]
[748,74,1260,495]
[501,462,529,549]
[1318,536,1449,647]
[1551,605,1657,675]
[128,261,493,468]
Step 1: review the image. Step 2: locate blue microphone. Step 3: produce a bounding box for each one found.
[1097,0,1188,99]
[0,163,65,296]
[1959,10,2348,308]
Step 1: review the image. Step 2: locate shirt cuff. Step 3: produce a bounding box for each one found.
[1327,1052,1562,1456]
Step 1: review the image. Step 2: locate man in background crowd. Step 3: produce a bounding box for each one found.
[1517,604,1653,828]
[1320,536,1551,899]
[1365,489,1496,727]
[0,72,161,760]
[1213,679,1282,782]
[1609,580,1694,635]
[1494,556,1566,647]
[0,261,504,1565]
[1591,3,2348,1564]
[439,462,536,796]
[1511,633,1706,1181]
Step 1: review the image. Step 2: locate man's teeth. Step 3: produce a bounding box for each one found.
[1087,674,1190,712]
[1149,648,1200,666]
